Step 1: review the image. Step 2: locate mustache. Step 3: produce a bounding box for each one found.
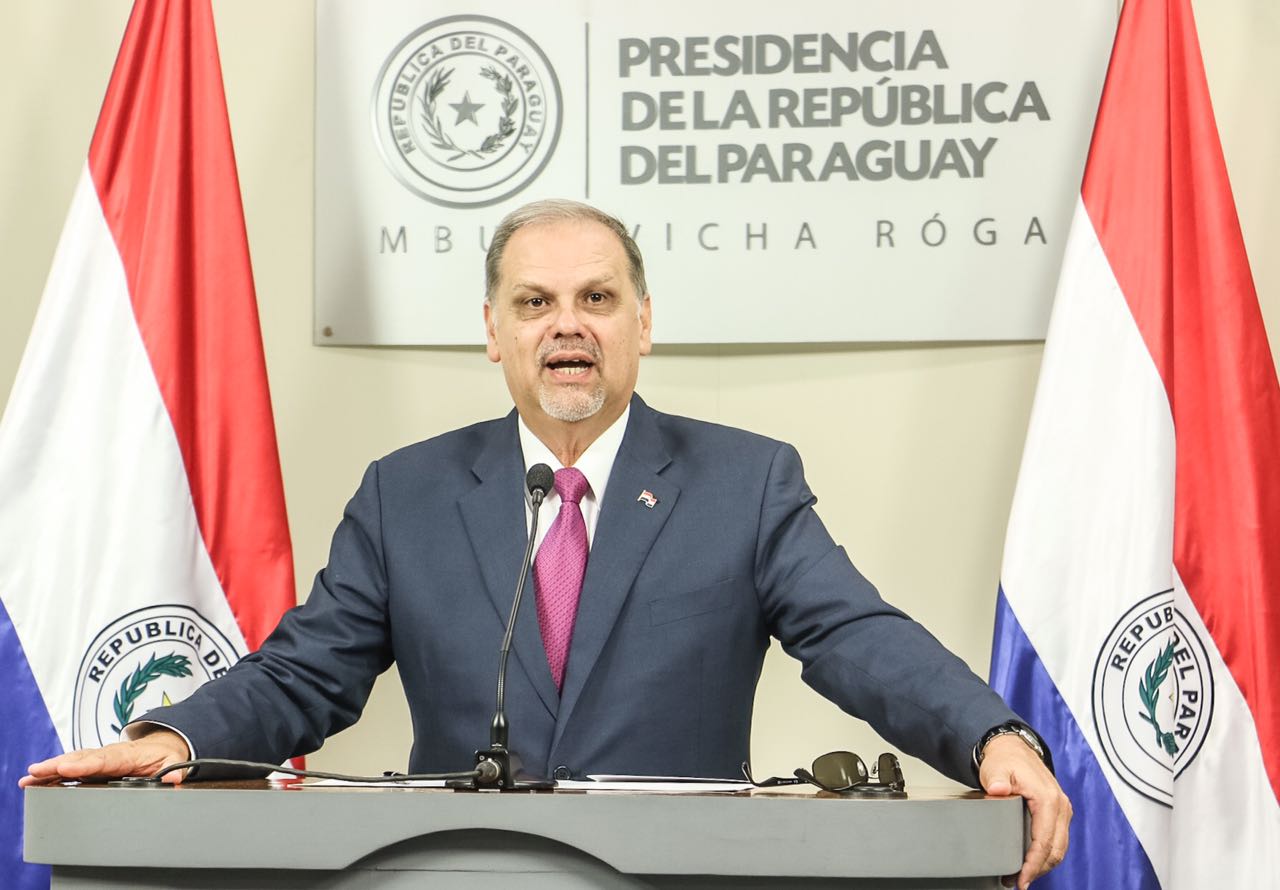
[538,338,601,365]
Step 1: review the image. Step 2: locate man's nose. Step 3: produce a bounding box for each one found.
[548,299,585,335]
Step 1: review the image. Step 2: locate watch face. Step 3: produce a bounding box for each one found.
[979,723,1044,764]
[1014,728,1044,758]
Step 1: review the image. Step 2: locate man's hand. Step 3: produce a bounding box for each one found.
[979,733,1072,889]
[19,729,191,787]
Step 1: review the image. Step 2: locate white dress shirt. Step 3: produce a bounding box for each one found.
[517,404,630,556]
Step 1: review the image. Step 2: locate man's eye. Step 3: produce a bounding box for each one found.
[526,297,546,308]
[586,292,607,304]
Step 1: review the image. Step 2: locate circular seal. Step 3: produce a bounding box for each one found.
[371,15,563,208]
[72,604,242,748]
[1091,590,1214,807]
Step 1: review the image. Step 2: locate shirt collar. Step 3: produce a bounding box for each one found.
[517,404,630,506]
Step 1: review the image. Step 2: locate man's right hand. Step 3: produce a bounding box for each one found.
[19,729,191,787]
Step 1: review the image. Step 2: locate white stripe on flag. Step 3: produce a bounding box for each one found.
[0,166,244,750]
[1166,568,1280,885]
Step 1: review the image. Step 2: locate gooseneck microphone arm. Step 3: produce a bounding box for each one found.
[491,463,554,751]
[447,463,556,791]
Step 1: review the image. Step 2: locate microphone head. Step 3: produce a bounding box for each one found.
[526,463,555,499]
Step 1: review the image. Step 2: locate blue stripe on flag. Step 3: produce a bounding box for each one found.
[0,597,61,890]
[992,587,1161,890]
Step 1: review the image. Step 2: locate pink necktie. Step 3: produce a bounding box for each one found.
[534,467,589,692]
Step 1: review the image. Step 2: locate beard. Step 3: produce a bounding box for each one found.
[536,336,606,422]
[538,381,607,422]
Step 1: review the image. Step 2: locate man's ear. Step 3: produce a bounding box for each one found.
[483,301,501,363]
[638,294,653,356]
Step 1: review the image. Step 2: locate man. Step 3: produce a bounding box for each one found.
[23,200,1069,889]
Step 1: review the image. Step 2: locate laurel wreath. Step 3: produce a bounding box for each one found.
[110,652,193,734]
[419,65,519,162]
[1136,639,1180,756]
[476,67,518,154]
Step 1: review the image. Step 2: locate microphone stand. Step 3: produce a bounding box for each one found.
[448,466,556,792]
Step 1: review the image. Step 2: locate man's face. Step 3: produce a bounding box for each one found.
[485,219,652,431]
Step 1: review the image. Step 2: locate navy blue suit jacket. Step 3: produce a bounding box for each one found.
[151,395,1017,783]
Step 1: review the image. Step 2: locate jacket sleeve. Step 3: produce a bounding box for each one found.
[136,461,395,777]
[754,442,1017,786]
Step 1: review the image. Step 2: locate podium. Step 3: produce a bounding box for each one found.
[25,782,1025,888]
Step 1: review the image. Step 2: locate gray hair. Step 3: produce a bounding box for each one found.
[484,199,648,303]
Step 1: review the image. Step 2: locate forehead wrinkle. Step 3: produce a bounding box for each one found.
[507,271,621,296]
[500,224,627,282]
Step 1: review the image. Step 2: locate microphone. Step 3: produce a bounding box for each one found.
[491,463,553,751]
[448,463,556,792]
[525,463,555,500]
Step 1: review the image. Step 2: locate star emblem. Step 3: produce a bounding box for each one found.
[449,91,485,126]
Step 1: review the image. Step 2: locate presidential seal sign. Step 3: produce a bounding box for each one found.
[72,604,242,748]
[1091,590,1215,807]
[372,15,563,208]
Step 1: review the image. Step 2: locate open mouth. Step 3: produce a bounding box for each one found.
[547,359,593,376]
[543,349,597,378]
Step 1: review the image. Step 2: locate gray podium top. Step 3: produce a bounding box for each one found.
[26,782,1025,889]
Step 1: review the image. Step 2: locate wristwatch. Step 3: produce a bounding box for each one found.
[972,720,1054,776]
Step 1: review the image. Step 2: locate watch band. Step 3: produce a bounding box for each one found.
[972,720,1055,776]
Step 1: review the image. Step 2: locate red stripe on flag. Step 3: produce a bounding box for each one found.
[1082,0,1280,799]
[85,0,295,651]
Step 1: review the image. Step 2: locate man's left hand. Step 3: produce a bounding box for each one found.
[979,733,1072,889]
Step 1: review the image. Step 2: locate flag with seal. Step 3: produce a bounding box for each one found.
[991,0,1280,886]
[0,1,296,886]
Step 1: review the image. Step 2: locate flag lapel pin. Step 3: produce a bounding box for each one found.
[636,490,658,509]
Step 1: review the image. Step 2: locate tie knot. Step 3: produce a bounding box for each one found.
[555,467,589,505]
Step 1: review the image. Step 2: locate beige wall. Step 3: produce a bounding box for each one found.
[2,1,1276,789]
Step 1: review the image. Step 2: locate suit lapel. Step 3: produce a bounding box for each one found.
[552,398,680,752]
[457,411,559,718]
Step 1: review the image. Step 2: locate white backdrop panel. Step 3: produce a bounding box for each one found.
[316,1,1116,344]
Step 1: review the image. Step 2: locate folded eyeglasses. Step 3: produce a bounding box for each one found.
[742,751,906,798]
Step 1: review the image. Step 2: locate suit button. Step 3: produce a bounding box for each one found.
[553,765,572,780]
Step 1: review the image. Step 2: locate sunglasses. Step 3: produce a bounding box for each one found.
[742,751,906,797]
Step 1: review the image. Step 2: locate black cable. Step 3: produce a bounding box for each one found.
[148,758,483,784]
